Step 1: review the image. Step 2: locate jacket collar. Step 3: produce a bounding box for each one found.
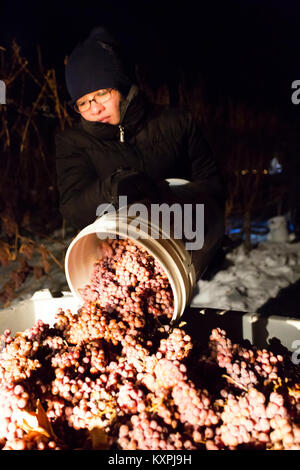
[79,85,148,141]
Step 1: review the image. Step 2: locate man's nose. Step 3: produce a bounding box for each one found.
[90,99,104,113]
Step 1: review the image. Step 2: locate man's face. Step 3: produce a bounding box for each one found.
[76,88,121,125]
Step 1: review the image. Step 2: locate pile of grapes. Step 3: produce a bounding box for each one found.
[0,238,299,450]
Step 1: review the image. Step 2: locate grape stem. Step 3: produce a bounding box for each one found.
[221,374,248,391]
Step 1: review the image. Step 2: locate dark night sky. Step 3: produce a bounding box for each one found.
[1,0,300,113]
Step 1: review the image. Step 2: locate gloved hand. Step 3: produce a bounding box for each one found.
[110,168,170,206]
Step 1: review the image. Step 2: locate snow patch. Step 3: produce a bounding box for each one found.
[191,240,300,314]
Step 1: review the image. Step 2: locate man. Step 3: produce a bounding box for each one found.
[55,27,225,275]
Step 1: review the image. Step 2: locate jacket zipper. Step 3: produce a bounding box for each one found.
[119,125,125,143]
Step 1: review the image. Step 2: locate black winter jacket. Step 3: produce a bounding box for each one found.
[55,86,225,273]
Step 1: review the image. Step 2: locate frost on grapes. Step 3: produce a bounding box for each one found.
[0,238,299,450]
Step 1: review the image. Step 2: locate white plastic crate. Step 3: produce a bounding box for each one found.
[181,305,300,353]
[0,290,81,337]
[0,290,300,354]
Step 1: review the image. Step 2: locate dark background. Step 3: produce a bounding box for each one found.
[1,0,300,231]
[1,0,300,115]
[0,0,300,311]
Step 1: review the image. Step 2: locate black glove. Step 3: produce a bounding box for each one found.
[110,168,169,206]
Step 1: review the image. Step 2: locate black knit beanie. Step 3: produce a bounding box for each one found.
[65,27,132,107]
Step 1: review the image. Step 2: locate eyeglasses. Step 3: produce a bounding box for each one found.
[74,89,113,113]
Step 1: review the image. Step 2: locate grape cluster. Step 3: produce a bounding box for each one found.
[117,412,196,450]
[208,328,300,390]
[0,238,299,450]
[157,328,193,361]
[172,380,219,428]
[79,239,174,322]
[117,383,146,414]
[3,433,64,450]
[217,387,300,450]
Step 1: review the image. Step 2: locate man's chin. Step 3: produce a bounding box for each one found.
[97,117,111,123]
[83,116,119,125]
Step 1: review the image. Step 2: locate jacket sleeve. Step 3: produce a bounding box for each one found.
[180,113,226,279]
[55,131,113,229]
[55,130,164,230]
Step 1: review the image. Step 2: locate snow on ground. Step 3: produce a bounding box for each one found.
[0,229,71,308]
[1,227,300,318]
[191,239,300,316]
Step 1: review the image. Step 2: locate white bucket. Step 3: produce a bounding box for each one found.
[64,177,223,323]
[65,210,196,324]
